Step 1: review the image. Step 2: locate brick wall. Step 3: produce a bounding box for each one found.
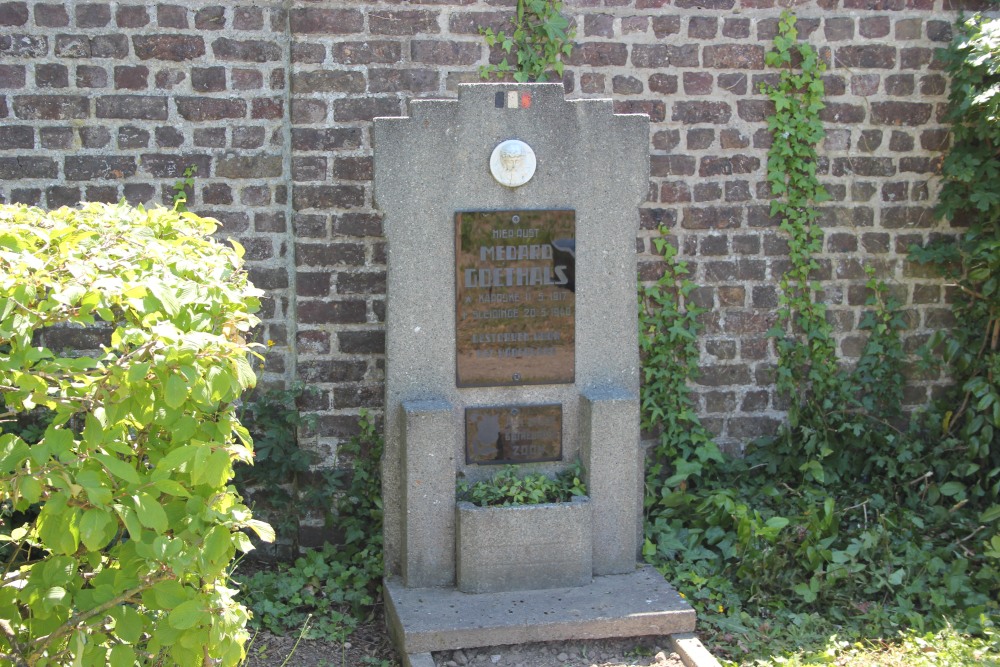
[0,0,981,456]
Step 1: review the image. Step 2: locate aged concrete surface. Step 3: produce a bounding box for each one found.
[401,400,457,588]
[385,566,696,655]
[580,388,641,575]
[456,496,592,593]
[670,633,723,667]
[374,81,648,583]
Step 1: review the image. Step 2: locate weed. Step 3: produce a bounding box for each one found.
[457,463,586,506]
[238,410,384,642]
[171,164,197,211]
[479,0,574,83]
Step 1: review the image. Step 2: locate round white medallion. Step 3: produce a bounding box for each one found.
[489,139,536,188]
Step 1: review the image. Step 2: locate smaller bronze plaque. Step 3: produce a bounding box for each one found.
[465,404,562,465]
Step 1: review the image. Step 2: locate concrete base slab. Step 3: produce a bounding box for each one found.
[385,565,696,655]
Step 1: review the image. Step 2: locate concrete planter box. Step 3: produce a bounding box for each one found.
[456,496,592,594]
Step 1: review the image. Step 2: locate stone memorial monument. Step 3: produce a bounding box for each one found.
[374,83,694,667]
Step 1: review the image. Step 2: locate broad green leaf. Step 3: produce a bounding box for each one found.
[168,599,207,630]
[134,493,168,533]
[939,481,966,497]
[111,605,144,644]
[109,644,136,667]
[79,508,116,551]
[165,373,188,409]
[95,453,141,486]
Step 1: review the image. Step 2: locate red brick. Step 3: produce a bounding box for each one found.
[335,213,383,237]
[157,5,187,29]
[334,97,400,122]
[651,15,680,38]
[116,6,149,28]
[613,75,643,95]
[682,72,713,95]
[718,73,747,95]
[673,101,731,124]
[55,35,90,58]
[232,69,264,91]
[819,103,866,124]
[369,68,439,93]
[46,185,80,208]
[212,38,282,62]
[114,66,148,91]
[139,153,211,178]
[234,8,263,30]
[338,330,385,355]
[338,271,386,295]
[292,70,365,94]
[133,35,206,61]
[850,74,879,96]
[65,156,136,180]
[291,99,327,124]
[92,35,129,59]
[411,40,480,65]
[694,182,721,202]
[191,67,226,93]
[927,20,952,42]
[859,16,890,38]
[695,364,751,387]
[118,126,149,149]
[614,99,665,122]
[835,45,896,69]
[703,44,764,69]
[1,34,46,57]
[78,126,110,149]
[584,14,614,37]
[676,0,734,7]
[292,128,362,151]
[682,206,742,230]
[0,157,57,179]
[0,125,31,149]
[34,3,68,27]
[332,157,373,181]
[76,3,110,27]
[13,95,88,120]
[293,186,364,211]
[195,6,225,30]
[217,155,283,179]
[330,41,401,65]
[688,16,718,39]
[871,101,932,126]
[632,44,698,68]
[96,95,166,120]
[232,126,265,149]
[176,97,246,121]
[252,98,283,120]
[289,8,363,34]
[660,182,691,204]
[34,63,68,88]
[0,2,27,26]
[371,10,440,35]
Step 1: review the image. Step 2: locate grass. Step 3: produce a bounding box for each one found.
[701,614,1000,666]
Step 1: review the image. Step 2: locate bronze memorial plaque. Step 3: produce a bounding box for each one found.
[455,210,576,387]
[465,404,562,464]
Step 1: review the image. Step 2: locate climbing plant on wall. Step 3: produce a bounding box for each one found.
[479,0,575,83]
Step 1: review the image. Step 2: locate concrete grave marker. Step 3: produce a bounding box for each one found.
[374,83,694,664]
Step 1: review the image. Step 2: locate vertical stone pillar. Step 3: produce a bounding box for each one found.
[580,388,642,575]
[401,400,457,587]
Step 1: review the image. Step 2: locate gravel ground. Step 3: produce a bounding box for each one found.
[243,612,687,667]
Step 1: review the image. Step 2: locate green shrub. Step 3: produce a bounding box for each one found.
[457,464,586,506]
[0,202,272,666]
[641,14,1000,664]
[239,410,384,640]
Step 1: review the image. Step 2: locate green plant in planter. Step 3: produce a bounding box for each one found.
[479,0,575,83]
[457,464,586,506]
